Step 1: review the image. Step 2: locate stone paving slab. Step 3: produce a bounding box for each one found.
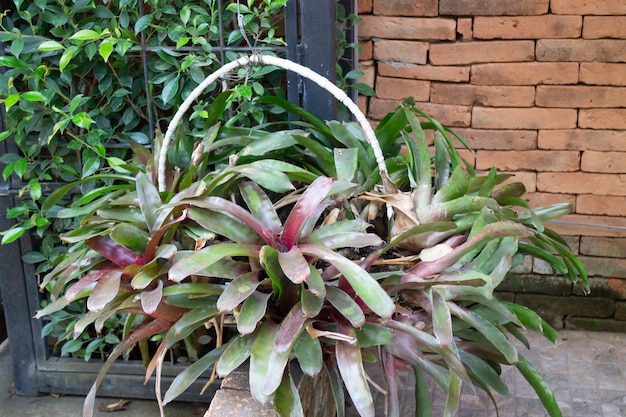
[3,330,626,416]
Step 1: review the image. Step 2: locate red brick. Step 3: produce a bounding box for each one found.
[538,172,626,196]
[368,98,471,126]
[376,77,430,101]
[439,0,548,16]
[581,237,626,258]
[359,16,456,40]
[580,63,626,86]
[430,41,535,65]
[548,214,626,238]
[538,130,626,152]
[358,0,373,13]
[474,16,582,40]
[358,95,369,115]
[378,62,470,82]
[582,151,626,173]
[471,62,579,86]
[431,84,535,107]
[500,171,537,192]
[359,40,373,61]
[457,18,473,41]
[536,86,626,108]
[373,0,438,17]
[451,128,537,150]
[584,17,626,39]
[359,61,376,88]
[578,195,626,217]
[579,109,626,129]
[537,40,626,62]
[472,107,577,130]
[373,40,428,64]
[476,150,580,172]
[579,257,626,279]
[525,192,577,209]
[551,0,626,15]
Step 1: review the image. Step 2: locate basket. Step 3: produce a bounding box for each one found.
[157,54,392,193]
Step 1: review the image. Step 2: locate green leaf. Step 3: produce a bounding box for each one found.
[237,291,271,335]
[325,285,365,328]
[71,112,93,129]
[187,207,261,244]
[21,91,46,102]
[239,181,282,233]
[136,172,161,232]
[354,322,392,348]
[516,355,563,417]
[165,306,220,347]
[38,40,65,51]
[249,320,279,403]
[169,243,260,282]
[274,372,304,417]
[300,244,395,318]
[216,270,260,312]
[334,147,358,181]
[135,13,153,32]
[506,302,558,343]
[163,346,225,405]
[293,332,323,376]
[460,351,509,397]
[235,165,295,193]
[1,226,26,245]
[161,75,180,104]
[3,94,19,111]
[59,45,79,71]
[98,38,115,62]
[414,366,432,417]
[301,288,323,317]
[448,302,518,364]
[216,333,256,377]
[431,288,453,347]
[70,29,101,40]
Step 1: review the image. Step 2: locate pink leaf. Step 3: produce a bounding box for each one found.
[281,176,334,249]
[87,269,122,312]
[141,280,163,315]
[278,246,310,284]
[65,270,108,301]
[86,235,139,267]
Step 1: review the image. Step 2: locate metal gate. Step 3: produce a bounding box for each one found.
[0,0,356,399]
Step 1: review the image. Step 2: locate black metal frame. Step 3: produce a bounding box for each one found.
[0,0,356,401]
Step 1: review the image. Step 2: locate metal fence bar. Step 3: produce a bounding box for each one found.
[299,0,337,121]
[0,0,349,399]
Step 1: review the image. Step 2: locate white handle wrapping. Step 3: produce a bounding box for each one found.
[158,54,391,192]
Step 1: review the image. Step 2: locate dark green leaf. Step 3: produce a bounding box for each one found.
[325,285,365,328]
[516,355,563,417]
[293,331,323,376]
[237,291,271,334]
[217,270,260,312]
[216,333,256,377]
[163,346,225,405]
[274,372,304,417]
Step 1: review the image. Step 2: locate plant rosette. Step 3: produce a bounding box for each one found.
[37,56,587,417]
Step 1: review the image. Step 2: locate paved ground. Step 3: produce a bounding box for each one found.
[2,330,626,416]
[368,330,626,417]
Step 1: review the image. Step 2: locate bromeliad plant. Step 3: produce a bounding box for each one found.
[36,56,587,417]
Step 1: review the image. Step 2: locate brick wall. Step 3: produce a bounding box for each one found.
[358,0,626,331]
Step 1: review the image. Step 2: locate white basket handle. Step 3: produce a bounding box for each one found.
[158,54,393,193]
